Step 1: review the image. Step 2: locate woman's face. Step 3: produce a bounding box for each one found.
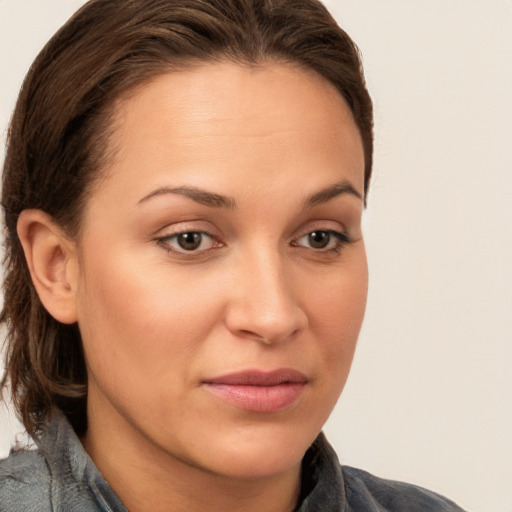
[75,62,367,480]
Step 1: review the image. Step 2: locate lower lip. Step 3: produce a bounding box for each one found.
[203,382,305,413]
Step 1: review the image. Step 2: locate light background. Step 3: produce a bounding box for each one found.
[1,1,511,511]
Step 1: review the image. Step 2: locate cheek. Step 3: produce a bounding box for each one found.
[306,253,368,376]
[310,251,367,323]
[75,246,223,398]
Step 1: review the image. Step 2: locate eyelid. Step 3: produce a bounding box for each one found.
[151,215,229,241]
[291,219,348,240]
[293,229,350,249]
[289,219,352,255]
[155,230,223,255]
[152,220,225,255]
[152,220,353,256]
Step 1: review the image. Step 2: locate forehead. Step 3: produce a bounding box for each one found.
[115,61,360,139]
[97,61,364,204]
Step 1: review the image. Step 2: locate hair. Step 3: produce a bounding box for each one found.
[1,0,373,439]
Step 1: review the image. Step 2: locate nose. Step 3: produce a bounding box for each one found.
[224,250,308,345]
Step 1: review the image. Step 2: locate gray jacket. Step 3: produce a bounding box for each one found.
[0,412,466,511]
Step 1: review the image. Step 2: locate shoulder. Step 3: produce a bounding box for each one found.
[341,466,466,511]
[0,445,104,512]
[0,448,52,512]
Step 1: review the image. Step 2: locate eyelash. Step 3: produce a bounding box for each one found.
[155,228,351,256]
[155,231,222,254]
[292,230,351,254]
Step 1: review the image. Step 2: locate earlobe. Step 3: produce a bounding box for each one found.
[17,209,79,324]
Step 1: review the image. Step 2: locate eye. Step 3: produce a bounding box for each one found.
[294,230,350,251]
[175,232,205,251]
[157,231,220,253]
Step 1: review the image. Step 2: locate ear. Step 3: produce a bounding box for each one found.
[17,209,79,324]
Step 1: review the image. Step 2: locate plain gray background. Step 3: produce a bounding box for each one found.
[1,1,511,511]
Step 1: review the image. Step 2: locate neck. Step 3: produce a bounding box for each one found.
[82,398,302,512]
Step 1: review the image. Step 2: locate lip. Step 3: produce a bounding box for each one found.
[202,369,307,413]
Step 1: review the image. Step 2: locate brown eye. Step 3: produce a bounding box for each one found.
[177,232,203,251]
[157,231,218,254]
[308,231,330,249]
[294,229,350,252]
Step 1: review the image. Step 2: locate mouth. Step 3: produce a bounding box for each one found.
[202,369,308,413]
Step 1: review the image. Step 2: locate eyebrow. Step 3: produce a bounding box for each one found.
[138,186,236,209]
[137,179,362,210]
[304,180,362,208]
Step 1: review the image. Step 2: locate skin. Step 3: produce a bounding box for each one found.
[19,62,367,512]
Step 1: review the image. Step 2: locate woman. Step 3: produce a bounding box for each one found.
[0,0,466,510]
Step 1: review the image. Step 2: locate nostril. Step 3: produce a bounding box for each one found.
[235,323,304,346]
[238,330,270,344]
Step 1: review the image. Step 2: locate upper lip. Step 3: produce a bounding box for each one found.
[203,368,308,386]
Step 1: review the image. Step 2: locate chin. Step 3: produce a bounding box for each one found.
[185,421,319,480]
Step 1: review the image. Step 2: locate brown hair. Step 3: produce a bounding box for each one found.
[1,0,373,438]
